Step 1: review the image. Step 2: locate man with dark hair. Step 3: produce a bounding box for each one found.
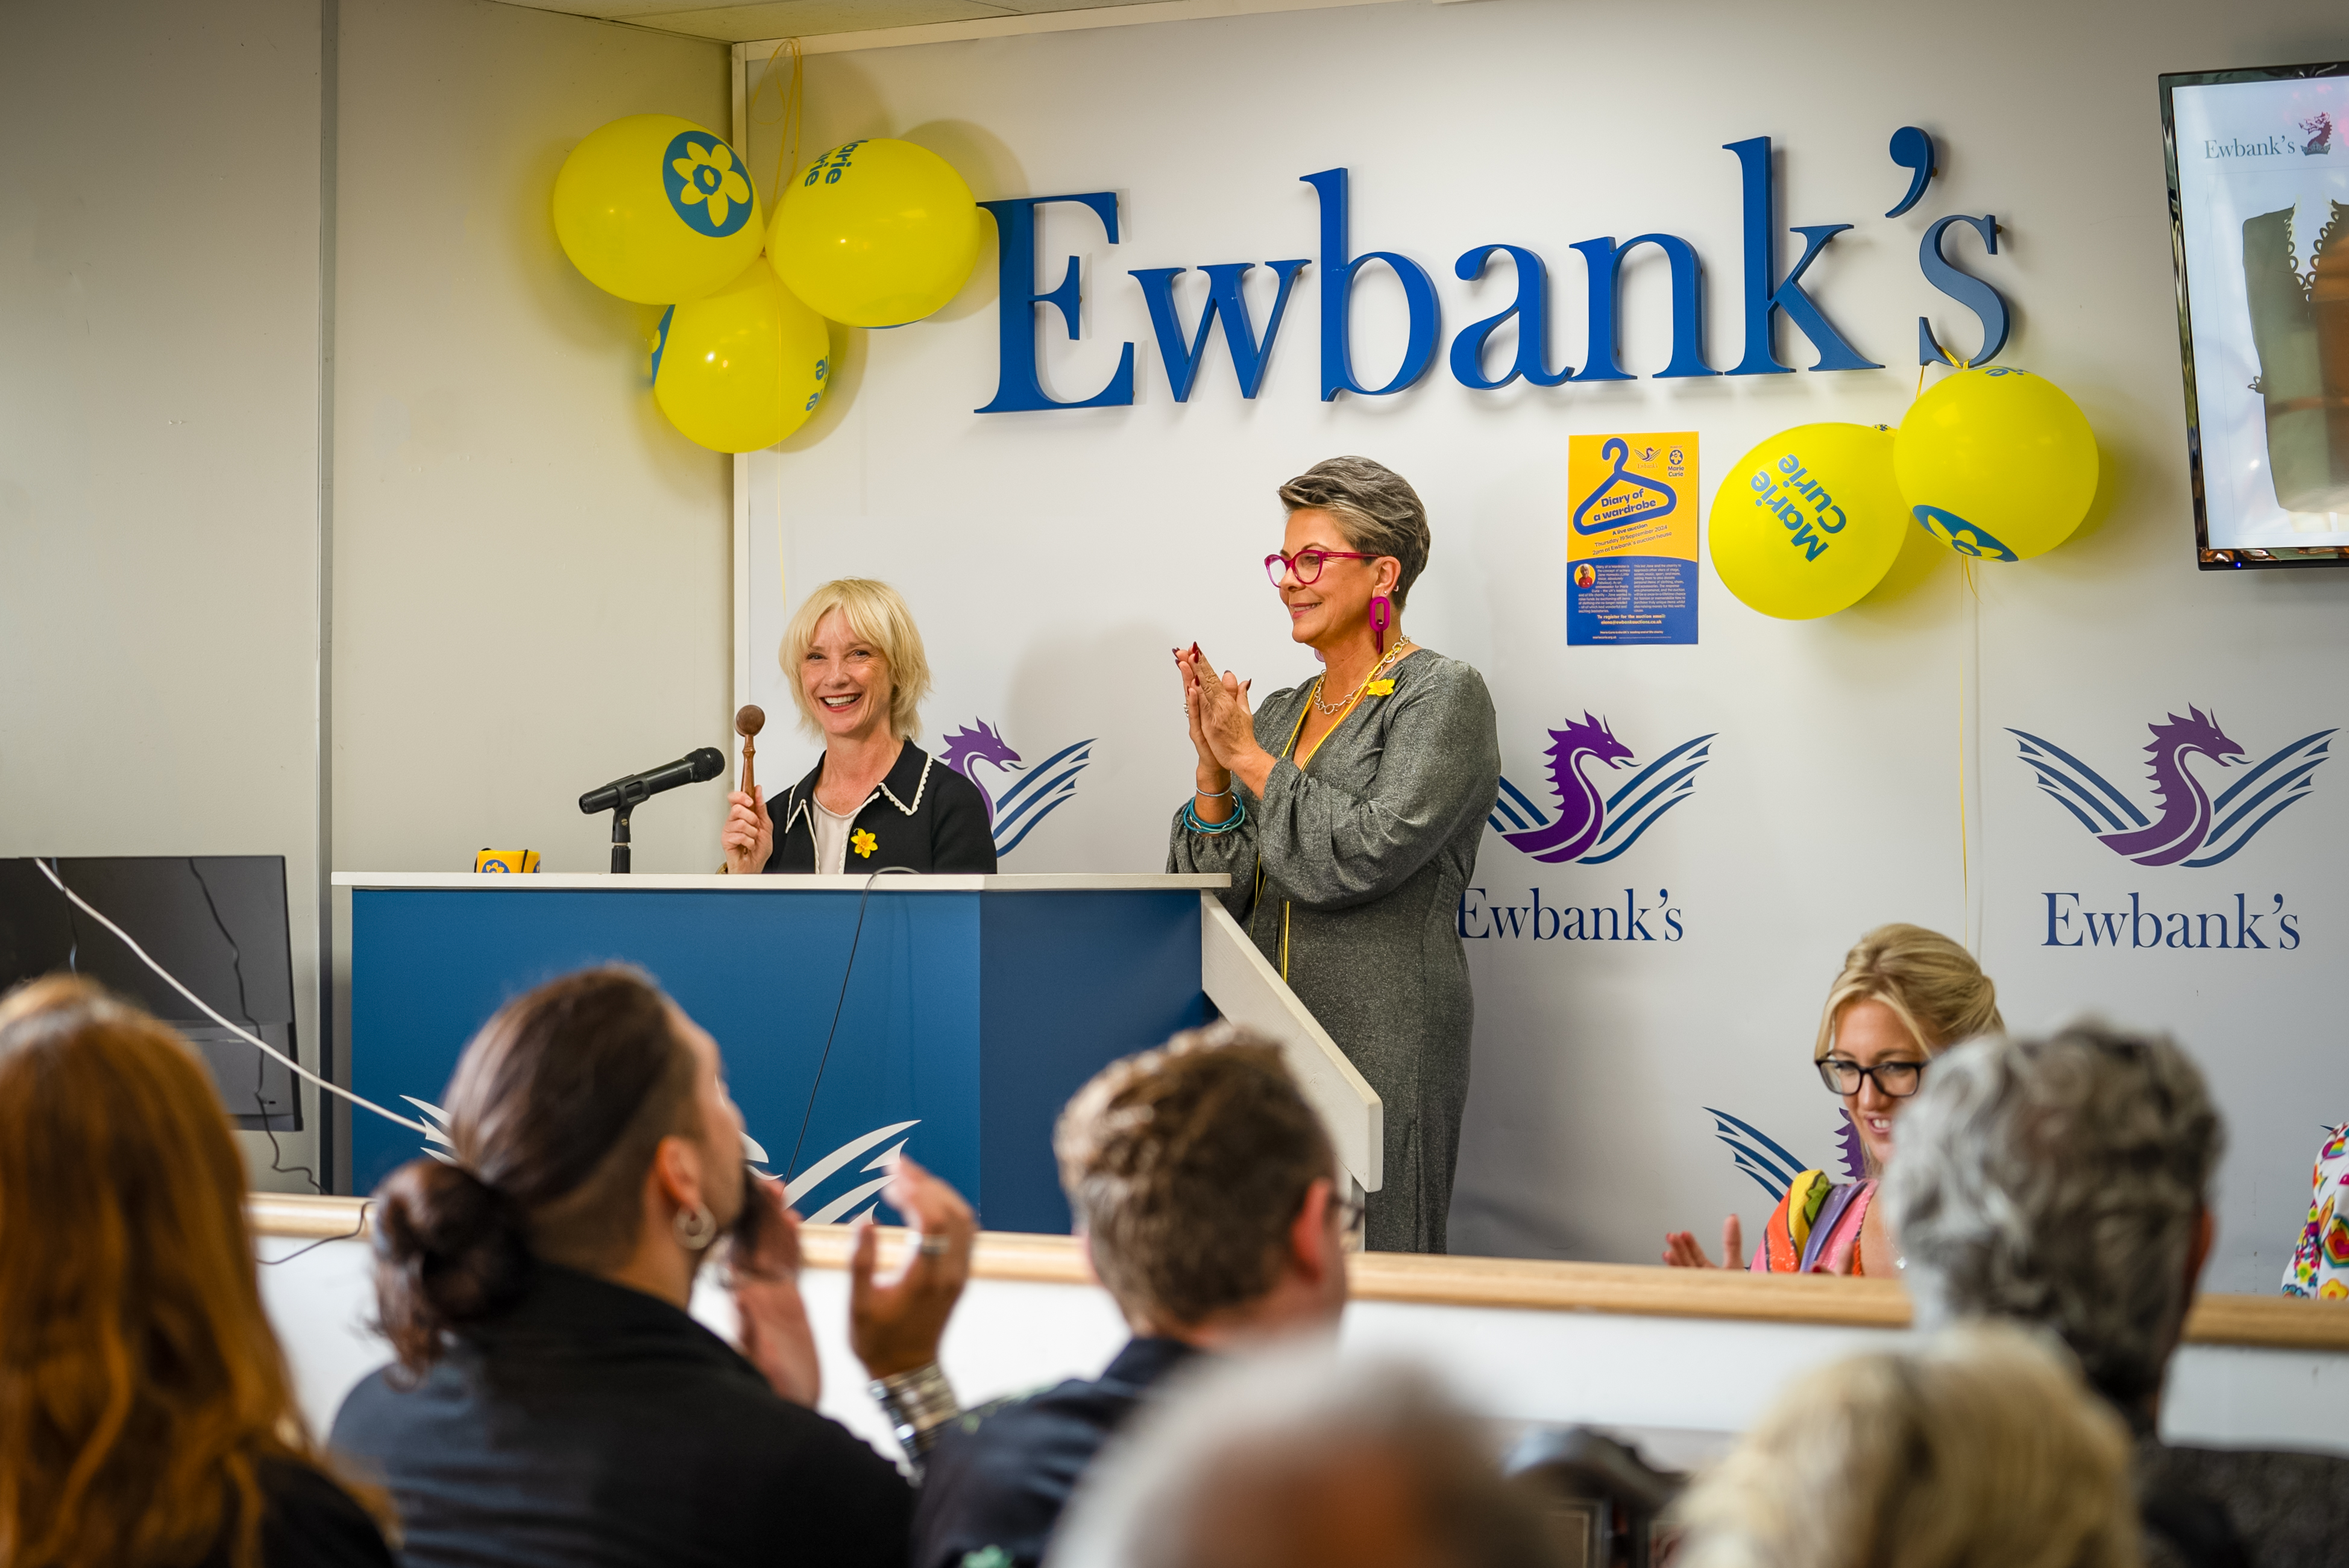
[910,1023,1354,1568]
[1884,1026,2349,1568]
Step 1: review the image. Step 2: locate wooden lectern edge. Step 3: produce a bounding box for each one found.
[243,1195,2349,1350]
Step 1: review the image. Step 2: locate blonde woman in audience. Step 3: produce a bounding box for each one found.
[1671,1324,2140,1568]
[0,977,395,1568]
[1663,923,2001,1275]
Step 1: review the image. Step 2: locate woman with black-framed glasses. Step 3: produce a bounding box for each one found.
[1167,457,1500,1256]
[1663,924,2002,1276]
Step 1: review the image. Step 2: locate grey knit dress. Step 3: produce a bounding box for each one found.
[1167,650,1500,1253]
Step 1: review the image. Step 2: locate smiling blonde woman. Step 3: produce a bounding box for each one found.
[1662,923,2001,1275]
[720,578,995,876]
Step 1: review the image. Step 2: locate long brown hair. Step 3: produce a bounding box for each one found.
[371,966,699,1376]
[0,976,383,1568]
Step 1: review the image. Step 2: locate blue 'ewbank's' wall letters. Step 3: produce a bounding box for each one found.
[974,132,2012,415]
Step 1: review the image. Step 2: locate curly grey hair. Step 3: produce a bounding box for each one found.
[1277,457,1432,610]
[1882,1026,2222,1411]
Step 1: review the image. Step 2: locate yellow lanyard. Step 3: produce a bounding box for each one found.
[1264,680,1376,978]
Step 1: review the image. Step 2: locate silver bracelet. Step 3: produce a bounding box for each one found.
[869,1361,961,1459]
[1195,785,1234,800]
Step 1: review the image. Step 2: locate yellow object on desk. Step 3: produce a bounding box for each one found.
[473,849,540,874]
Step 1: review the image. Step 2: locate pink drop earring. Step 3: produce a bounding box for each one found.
[1368,595,1393,656]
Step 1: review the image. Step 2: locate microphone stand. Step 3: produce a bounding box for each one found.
[600,780,651,875]
[609,800,634,874]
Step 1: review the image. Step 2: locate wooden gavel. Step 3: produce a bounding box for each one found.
[734,704,765,798]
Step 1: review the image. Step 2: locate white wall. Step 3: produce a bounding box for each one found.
[0,0,328,1190]
[741,0,2349,1288]
[332,0,732,880]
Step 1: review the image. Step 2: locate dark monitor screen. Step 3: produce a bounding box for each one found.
[2160,60,2349,568]
[0,856,300,1131]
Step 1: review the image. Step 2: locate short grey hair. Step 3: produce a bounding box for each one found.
[1278,457,1432,610]
[1882,1026,2222,1409]
[1046,1350,1560,1568]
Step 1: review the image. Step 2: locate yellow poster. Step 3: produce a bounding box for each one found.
[1566,433,1697,645]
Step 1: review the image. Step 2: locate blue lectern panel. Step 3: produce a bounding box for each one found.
[350,885,1210,1234]
[350,890,981,1223]
[978,892,1210,1234]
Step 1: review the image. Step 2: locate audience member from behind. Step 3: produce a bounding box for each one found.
[0,977,394,1568]
[1664,922,2000,1275]
[911,1024,1353,1568]
[1045,1350,1561,1568]
[1887,1026,2349,1567]
[330,965,975,1568]
[1672,1323,2139,1568]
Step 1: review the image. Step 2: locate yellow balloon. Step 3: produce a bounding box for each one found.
[1711,424,1909,620]
[552,114,763,305]
[767,139,983,327]
[1894,366,2098,561]
[653,259,831,453]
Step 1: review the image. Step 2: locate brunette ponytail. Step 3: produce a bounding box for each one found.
[366,966,699,1375]
[372,1158,531,1376]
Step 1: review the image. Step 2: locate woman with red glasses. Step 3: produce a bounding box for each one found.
[1169,456,1500,1255]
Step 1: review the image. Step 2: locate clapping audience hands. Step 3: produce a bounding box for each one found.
[1662,1214,1744,1270]
[849,1154,976,1378]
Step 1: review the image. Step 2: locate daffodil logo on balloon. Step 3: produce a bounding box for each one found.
[1911,506,2016,562]
[665,133,753,237]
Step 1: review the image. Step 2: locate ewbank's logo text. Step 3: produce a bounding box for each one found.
[1460,887,1684,942]
[2042,892,2302,950]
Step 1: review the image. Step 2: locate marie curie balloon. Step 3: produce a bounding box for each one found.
[1895,367,2098,562]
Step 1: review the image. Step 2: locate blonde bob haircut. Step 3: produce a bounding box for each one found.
[778,578,932,741]
[1813,923,2001,1062]
[1671,1323,2139,1568]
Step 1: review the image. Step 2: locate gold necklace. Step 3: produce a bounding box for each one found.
[1310,641,1412,716]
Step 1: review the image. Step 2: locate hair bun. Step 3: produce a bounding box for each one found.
[371,1157,530,1375]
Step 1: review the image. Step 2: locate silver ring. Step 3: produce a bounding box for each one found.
[917,1233,952,1258]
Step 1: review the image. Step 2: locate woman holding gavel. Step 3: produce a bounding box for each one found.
[722,579,995,875]
[1171,457,1501,1255]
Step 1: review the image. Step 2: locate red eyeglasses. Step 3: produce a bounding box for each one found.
[1265,548,1379,587]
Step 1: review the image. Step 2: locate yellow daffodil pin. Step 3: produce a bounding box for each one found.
[851,828,878,859]
[1365,679,1397,696]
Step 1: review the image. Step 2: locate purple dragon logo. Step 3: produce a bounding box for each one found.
[939,720,1094,858]
[1708,1108,1869,1200]
[1490,713,1715,865]
[2012,709,2332,868]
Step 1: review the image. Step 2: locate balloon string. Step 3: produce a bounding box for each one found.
[1957,554,1980,952]
[750,38,804,209]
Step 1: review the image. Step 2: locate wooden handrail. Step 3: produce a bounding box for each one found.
[247,1196,2349,1352]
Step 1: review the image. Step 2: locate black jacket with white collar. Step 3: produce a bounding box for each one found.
[761,740,999,874]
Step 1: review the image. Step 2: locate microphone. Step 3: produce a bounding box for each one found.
[579,748,725,815]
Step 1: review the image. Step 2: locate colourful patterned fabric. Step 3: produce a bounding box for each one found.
[1751,1171,1878,1276]
[2281,1122,2349,1300]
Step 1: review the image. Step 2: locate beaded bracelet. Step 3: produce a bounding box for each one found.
[869,1361,961,1461]
[1182,794,1248,835]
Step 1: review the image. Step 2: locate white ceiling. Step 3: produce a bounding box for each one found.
[492,0,1266,45]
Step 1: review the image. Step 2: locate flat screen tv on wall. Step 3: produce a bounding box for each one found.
[2161,60,2349,568]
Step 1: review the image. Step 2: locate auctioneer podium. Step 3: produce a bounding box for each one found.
[335,873,1379,1232]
